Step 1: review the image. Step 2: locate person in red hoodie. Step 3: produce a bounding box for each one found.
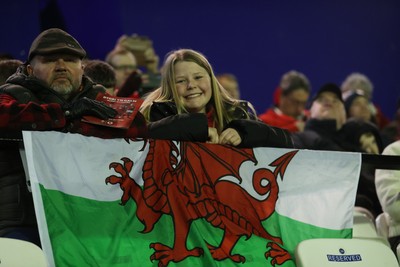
[259,70,311,132]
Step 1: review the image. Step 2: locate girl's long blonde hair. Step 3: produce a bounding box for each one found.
[140,49,252,133]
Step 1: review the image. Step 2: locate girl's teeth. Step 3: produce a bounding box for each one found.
[186,93,200,99]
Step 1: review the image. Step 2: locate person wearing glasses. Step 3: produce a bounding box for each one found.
[105,48,141,97]
[259,70,311,133]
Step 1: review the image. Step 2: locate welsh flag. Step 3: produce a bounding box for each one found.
[22,131,361,267]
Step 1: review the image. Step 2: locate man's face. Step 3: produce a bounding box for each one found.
[279,89,309,119]
[143,47,159,73]
[310,91,346,128]
[218,77,240,99]
[27,54,83,99]
[109,52,137,88]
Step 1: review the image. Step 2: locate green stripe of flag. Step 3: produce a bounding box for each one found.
[41,186,350,267]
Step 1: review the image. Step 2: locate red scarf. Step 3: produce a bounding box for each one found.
[206,107,215,127]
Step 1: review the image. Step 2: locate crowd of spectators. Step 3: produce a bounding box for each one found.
[1,28,400,256]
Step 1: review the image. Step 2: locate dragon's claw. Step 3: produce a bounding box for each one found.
[207,245,246,263]
[121,157,131,162]
[105,175,122,185]
[265,242,292,266]
[109,162,120,169]
[149,242,203,266]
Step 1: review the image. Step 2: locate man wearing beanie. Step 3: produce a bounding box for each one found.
[0,28,147,246]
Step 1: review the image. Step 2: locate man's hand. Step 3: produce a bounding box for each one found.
[219,128,242,146]
[64,97,117,120]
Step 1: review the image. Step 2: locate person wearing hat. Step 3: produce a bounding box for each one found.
[259,70,311,133]
[343,91,375,124]
[341,72,390,129]
[294,83,384,218]
[292,82,347,151]
[0,28,147,246]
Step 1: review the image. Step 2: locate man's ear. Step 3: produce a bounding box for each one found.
[27,64,33,76]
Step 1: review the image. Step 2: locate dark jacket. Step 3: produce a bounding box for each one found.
[0,67,144,239]
[337,118,384,153]
[148,101,293,148]
[0,68,148,139]
[1,68,103,137]
[292,119,345,151]
[0,69,107,237]
[0,141,35,237]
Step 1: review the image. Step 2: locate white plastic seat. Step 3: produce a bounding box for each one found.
[376,213,400,263]
[376,212,390,238]
[0,237,47,267]
[295,238,399,267]
[354,206,375,222]
[352,208,379,239]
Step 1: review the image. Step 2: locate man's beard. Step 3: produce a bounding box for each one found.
[51,80,75,98]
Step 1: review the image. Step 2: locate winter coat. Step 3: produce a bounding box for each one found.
[148,101,293,148]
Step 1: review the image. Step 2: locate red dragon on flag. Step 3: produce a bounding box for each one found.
[106,139,298,266]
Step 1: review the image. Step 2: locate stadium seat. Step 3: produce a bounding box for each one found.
[397,243,400,264]
[375,212,390,238]
[295,238,398,266]
[0,237,47,266]
[352,208,378,239]
[376,213,400,264]
[354,206,375,222]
